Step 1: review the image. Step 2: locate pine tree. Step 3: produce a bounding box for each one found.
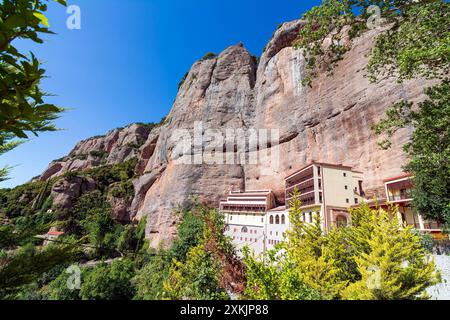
[242,191,440,300]
[283,190,348,299]
[342,205,441,300]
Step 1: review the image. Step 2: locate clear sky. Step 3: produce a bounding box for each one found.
[0,0,320,188]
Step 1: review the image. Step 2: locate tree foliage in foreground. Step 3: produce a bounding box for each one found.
[0,0,66,181]
[163,206,245,300]
[243,191,440,300]
[374,81,450,229]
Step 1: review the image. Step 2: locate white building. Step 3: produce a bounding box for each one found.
[221,162,366,255]
[221,163,447,257]
[221,190,276,256]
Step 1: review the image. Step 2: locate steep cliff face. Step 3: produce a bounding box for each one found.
[38,19,432,248]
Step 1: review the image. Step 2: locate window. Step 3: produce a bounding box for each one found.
[336,215,348,228]
[318,179,322,189]
[354,198,359,204]
[241,227,248,233]
[309,212,313,223]
[261,218,264,223]
[270,215,274,224]
[345,185,348,190]
[343,173,347,177]
[281,215,286,225]
[230,215,233,221]
[275,215,280,224]
[346,199,350,204]
[317,166,321,176]
[319,192,323,204]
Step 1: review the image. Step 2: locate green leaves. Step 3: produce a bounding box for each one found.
[0,0,67,164]
[294,1,449,86]
[244,197,440,300]
[367,1,450,82]
[33,12,49,27]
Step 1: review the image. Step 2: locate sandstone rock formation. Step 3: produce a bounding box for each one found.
[40,123,152,181]
[38,19,432,248]
[51,176,96,210]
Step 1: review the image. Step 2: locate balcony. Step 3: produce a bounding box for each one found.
[221,205,266,214]
[286,167,314,188]
[423,221,443,231]
[388,190,413,202]
[286,181,315,195]
[286,192,316,207]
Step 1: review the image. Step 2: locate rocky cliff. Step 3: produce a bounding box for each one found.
[38,19,432,248]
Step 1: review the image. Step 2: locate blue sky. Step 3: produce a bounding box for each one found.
[0,0,320,188]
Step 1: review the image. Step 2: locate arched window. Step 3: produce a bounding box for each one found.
[281,215,286,225]
[336,215,348,228]
[270,215,274,224]
[275,215,280,225]
[241,226,248,233]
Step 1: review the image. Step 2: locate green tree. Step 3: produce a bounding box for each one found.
[163,207,244,300]
[243,190,340,300]
[0,242,79,298]
[243,191,440,300]
[367,1,449,83]
[342,205,441,300]
[164,243,229,300]
[365,1,449,227]
[295,1,449,86]
[374,81,450,228]
[132,253,169,300]
[46,265,82,300]
[0,0,66,181]
[79,259,136,300]
[242,247,321,300]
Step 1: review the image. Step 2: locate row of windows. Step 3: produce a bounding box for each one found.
[233,236,258,243]
[269,214,286,225]
[268,240,281,245]
[302,212,319,223]
[238,227,258,234]
[268,231,287,237]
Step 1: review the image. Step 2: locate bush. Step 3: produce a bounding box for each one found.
[80,259,136,300]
